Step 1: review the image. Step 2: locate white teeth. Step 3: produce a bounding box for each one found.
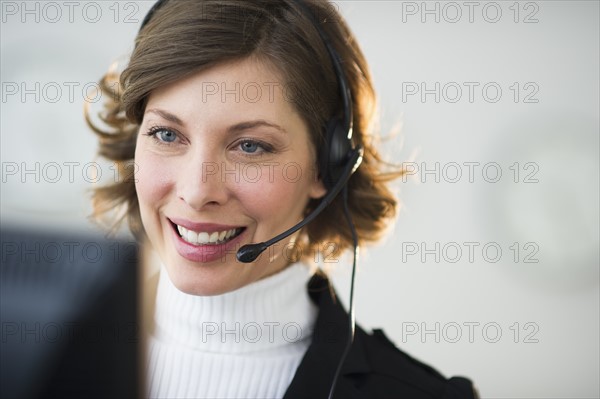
[187,230,198,243]
[198,232,209,243]
[176,225,241,246]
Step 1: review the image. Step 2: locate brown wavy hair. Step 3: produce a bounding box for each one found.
[86,0,404,261]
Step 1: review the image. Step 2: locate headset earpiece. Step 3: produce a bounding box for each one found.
[320,117,354,191]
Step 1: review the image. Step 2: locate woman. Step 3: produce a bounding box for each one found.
[87,0,478,397]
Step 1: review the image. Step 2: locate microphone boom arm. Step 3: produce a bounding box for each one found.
[236,146,363,263]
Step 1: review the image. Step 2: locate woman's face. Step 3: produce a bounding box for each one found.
[134,57,326,296]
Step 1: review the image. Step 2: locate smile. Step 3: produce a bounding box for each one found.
[171,221,244,246]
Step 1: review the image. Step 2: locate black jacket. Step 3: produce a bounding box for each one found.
[283,271,478,398]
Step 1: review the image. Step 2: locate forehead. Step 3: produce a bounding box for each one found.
[144,57,303,130]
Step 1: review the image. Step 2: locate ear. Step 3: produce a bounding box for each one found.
[309,177,327,199]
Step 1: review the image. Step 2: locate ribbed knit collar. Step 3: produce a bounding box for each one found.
[153,262,318,354]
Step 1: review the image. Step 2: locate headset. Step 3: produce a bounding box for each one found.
[140,2,363,397]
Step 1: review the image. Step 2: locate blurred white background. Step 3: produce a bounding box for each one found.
[1,1,598,397]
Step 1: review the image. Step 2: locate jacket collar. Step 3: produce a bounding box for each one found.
[283,270,371,398]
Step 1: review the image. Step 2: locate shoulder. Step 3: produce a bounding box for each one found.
[353,325,478,398]
[286,270,478,398]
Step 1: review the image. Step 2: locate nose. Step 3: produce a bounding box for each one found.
[177,153,230,211]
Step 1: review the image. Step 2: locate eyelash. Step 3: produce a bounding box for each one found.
[235,139,274,157]
[144,125,181,145]
[143,125,275,156]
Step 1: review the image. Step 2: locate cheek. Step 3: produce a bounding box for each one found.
[235,162,313,218]
[134,144,172,209]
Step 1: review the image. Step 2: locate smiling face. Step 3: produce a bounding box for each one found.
[134,57,326,296]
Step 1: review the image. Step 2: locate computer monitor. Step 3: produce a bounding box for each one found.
[1,226,140,398]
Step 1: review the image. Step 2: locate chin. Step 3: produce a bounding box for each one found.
[162,255,248,297]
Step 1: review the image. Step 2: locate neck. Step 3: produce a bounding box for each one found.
[152,262,318,354]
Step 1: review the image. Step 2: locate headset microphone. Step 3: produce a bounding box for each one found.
[236,147,363,263]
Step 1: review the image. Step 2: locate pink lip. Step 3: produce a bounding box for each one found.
[168,217,248,263]
[169,217,243,233]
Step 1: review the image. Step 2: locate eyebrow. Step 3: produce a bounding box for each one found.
[229,120,287,135]
[145,108,287,134]
[146,108,185,126]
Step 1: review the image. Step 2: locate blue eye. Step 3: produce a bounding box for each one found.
[240,140,260,153]
[156,129,177,143]
[145,126,178,144]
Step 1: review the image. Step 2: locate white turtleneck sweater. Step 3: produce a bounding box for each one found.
[146,262,318,399]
